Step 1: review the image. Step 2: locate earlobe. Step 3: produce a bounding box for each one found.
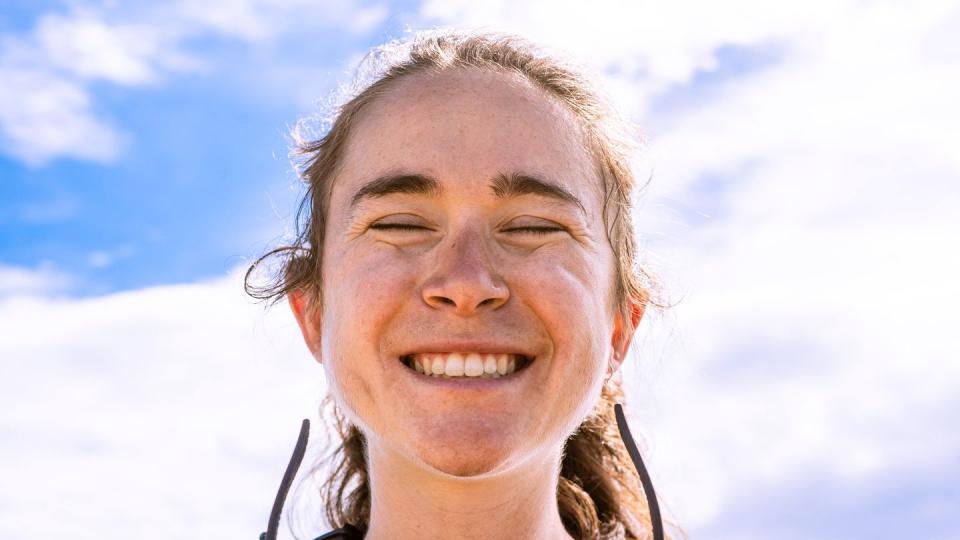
[288,289,323,362]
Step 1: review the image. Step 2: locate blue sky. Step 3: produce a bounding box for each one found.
[2,1,959,539]
[0,1,780,297]
[1,1,413,295]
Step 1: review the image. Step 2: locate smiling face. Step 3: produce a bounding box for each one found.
[305,68,631,477]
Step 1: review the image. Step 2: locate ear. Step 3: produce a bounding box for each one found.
[288,288,323,362]
[609,301,645,374]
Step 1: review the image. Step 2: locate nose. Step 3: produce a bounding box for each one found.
[421,228,509,316]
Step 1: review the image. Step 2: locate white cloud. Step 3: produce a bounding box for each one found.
[0,267,327,539]
[0,64,125,164]
[0,7,182,165]
[34,12,165,84]
[85,245,135,269]
[417,0,844,119]
[0,0,387,165]
[173,0,389,39]
[0,263,73,298]
[414,0,960,537]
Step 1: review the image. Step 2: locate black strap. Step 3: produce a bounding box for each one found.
[263,404,663,540]
[260,419,310,540]
[614,403,664,540]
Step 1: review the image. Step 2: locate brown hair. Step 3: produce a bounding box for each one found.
[246,30,665,539]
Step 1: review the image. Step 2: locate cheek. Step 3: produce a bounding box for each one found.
[320,244,418,407]
[508,247,615,436]
[510,246,615,361]
[323,243,417,340]
[516,244,612,313]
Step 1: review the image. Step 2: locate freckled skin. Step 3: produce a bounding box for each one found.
[289,68,639,539]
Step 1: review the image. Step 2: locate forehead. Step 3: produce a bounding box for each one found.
[334,68,601,208]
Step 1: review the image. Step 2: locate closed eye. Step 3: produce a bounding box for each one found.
[369,223,430,231]
[503,226,565,236]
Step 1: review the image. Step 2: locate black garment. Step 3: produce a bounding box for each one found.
[310,523,363,540]
[259,404,662,540]
[258,523,361,540]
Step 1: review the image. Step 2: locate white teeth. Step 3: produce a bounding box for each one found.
[444,353,465,376]
[483,354,498,374]
[430,354,445,375]
[497,353,508,375]
[407,352,524,378]
[464,353,484,376]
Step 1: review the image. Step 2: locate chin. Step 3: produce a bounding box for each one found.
[424,454,503,477]
[408,419,519,477]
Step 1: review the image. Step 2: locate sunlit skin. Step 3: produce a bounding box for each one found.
[289,68,641,539]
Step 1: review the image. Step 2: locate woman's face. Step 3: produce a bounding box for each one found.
[304,68,633,476]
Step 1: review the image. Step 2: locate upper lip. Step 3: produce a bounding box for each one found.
[399,341,538,358]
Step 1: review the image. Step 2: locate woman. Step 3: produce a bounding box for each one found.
[248,30,666,540]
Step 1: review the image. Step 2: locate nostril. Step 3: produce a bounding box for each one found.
[426,295,456,307]
[422,279,509,313]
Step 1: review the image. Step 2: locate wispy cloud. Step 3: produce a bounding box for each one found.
[85,245,135,269]
[0,263,73,298]
[0,8,182,164]
[0,0,387,165]
[0,63,126,164]
[175,0,389,40]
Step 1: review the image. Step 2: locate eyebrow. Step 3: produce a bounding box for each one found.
[350,173,442,207]
[349,171,585,215]
[490,172,585,215]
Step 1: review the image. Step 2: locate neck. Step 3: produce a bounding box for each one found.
[362,440,573,540]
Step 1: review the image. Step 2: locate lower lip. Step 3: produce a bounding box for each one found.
[393,357,535,390]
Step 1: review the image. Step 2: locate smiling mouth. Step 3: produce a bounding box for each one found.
[400,352,533,379]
